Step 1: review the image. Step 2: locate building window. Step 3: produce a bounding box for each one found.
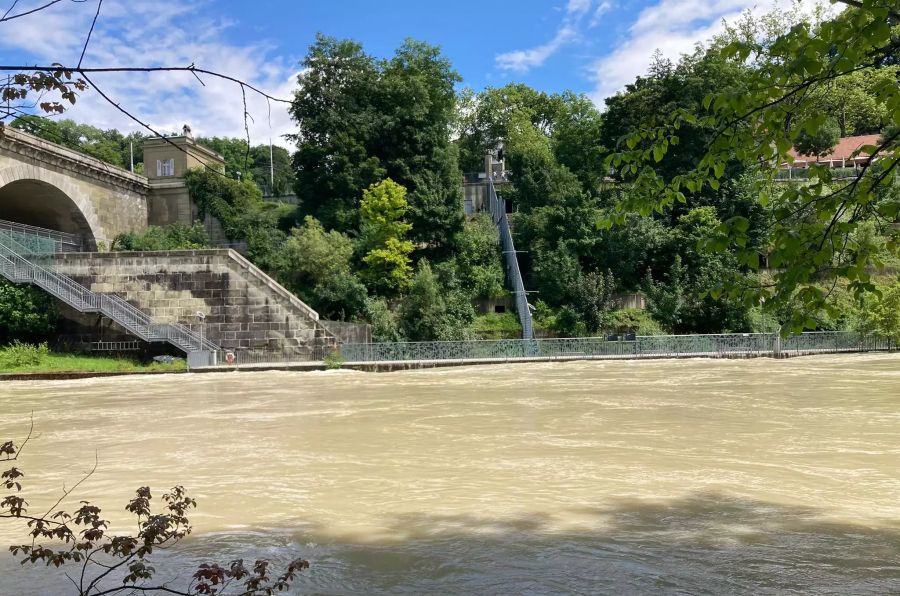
[156,158,175,177]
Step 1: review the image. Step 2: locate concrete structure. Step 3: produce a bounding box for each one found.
[0,126,225,248]
[0,126,149,249]
[54,249,330,356]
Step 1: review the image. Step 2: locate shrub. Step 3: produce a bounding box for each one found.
[472,312,522,339]
[323,350,346,370]
[0,341,50,369]
[365,297,404,342]
[605,309,665,336]
[111,222,210,251]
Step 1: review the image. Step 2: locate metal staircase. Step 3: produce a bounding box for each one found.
[487,179,535,340]
[0,227,217,354]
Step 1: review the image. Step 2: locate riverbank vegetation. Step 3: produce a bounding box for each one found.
[0,342,185,375]
[4,1,899,346]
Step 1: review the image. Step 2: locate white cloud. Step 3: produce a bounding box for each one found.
[588,0,821,104]
[589,1,613,28]
[496,25,579,73]
[495,0,600,73]
[0,0,298,147]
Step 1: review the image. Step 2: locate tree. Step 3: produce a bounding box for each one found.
[278,216,367,320]
[455,85,605,195]
[857,280,900,342]
[184,168,285,271]
[289,35,463,255]
[358,179,414,295]
[1,422,308,595]
[607,1,900,331]
[0,280,57,344]
[399,260,474,341]
[794,117,841,158]
[11,116,145,171]
[453,215,506,300]
[249,144,293,197]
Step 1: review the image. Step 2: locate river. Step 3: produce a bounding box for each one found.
[1,354,898,594]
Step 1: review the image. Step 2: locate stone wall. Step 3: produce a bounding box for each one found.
[0,127,150,246]
[54,249,331,356]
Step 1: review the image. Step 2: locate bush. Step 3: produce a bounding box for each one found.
[605,309,665,336]
[472,312,522,339]
[111,222,210,251]
[748,306,782,333]
[365,297,404,342]
[0,341,49,369]
[455,215,506,299]
[185,168,285,270]
[323,350,346,369]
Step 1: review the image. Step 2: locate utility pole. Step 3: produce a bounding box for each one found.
[269,138,275,195]
[129,141,134,173]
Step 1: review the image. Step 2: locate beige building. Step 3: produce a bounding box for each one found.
[144,126,225,227]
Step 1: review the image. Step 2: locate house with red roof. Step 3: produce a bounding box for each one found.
[784,134,881,169]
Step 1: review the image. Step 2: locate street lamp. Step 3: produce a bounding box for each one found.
[196,311,206,349]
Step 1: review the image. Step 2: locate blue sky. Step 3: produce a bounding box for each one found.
[0,0,814,145]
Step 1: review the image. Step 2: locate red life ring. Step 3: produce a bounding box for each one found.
[225,352,235,366]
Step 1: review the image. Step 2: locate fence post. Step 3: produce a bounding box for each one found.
[773,333,781,358]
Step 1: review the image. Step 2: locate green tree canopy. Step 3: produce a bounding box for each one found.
[0,280,57,344]
[607,1,900,331]
[794,117,841,158]
[279,216,367,320]
[289,35,463,255]
[11,115,144,171]
[358,179,414,295]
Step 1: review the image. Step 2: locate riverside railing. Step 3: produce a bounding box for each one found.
[488,178,534,341]
[193,332,892,369]
[338,332,891,362]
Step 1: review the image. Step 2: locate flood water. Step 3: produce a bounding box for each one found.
[1,354,899,595]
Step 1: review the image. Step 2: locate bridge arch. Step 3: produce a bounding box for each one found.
[0,165,105,250]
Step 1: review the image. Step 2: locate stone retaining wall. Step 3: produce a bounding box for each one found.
[54,250,330,356]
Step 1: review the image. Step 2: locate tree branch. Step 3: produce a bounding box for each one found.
[77,0,103,70]
[0,65,291,105]
[0,0,66,23]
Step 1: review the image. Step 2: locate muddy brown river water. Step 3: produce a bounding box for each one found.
[1,354,898,594]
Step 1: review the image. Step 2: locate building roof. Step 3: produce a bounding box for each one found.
[788,133,881,163]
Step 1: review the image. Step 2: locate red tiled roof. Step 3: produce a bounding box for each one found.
[787,134,881,163]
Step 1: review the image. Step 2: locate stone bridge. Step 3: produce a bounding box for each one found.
[0,126,153,250]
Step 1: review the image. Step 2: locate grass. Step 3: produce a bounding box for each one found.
[0,344,186,375]
[472,312,523,339]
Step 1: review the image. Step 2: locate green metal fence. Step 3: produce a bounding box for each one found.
[338,332,892,363]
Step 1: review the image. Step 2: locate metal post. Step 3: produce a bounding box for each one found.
[269,139,275,194]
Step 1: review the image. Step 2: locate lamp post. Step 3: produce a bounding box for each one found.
[196,311,206,350]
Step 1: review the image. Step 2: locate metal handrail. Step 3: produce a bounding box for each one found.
[0,219,82,252]
[488,178,534,340]
[0,229,217,353]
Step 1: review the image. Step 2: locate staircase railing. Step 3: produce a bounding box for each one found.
[0,218,82,252]
[0,229,217,353]
[487,179,534,340]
